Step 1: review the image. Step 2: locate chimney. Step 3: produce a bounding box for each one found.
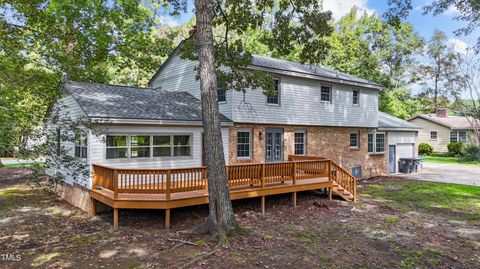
[436,107,448,118]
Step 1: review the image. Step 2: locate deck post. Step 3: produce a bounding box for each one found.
[91,198,96,216]
[329,187,333,200]
[261,196,265,214]
[166,169,171,200]
[292,192,297,208]
[113,208,119,229]
[328,160,332,181]
[353,177,357,203]
[165,209,171,229]
[113,169,118,200]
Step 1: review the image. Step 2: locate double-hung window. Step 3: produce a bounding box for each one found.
[320,85,331,102]
[217,85,226,103]
[450,131,467,143]
[430,131,438,140]
[173,135,191,156]
[106,135,128,159]
[368,132,385,154]
[237,130,251,159]
[450,132,458,142]
[350,132,359,149]
[153,135,171,157]
[74,133,88,159]
[267,79,280,105]
[352,90,359,105]
[294,130,306,155]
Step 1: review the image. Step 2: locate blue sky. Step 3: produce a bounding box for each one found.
[163,0,477,52]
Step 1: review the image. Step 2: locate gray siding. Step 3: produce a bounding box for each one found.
[151,54,379,127]
[150,54,233,119]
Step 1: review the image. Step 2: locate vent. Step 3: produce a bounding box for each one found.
[351,166,362,178]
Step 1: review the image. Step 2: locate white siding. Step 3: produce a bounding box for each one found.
[46,94,90,187]
[151,54,379,127]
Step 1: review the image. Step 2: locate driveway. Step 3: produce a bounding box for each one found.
[404,161,480,186]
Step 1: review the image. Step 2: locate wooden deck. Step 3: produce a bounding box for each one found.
[90,156,356,229]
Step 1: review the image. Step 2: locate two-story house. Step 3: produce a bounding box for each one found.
[47,46,420,215]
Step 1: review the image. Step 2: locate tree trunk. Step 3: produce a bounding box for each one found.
[194,0,236,237]
[0,157,4,168]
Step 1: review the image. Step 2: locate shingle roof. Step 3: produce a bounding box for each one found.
[378,112,421,130]
[411,114,475,130]
[63,81,232,122]
[251,55,382,89]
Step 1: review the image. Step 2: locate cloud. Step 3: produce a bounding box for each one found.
[448,38,469,54]
[322,0,375,21]
[444,5,460,15]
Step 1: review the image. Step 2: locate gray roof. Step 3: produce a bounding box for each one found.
[251,55,382,89]
[409,114,475,130]
[378,112,421,130]
[63,81,232,122]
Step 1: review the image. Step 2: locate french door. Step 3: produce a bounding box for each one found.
[265,128,284,162]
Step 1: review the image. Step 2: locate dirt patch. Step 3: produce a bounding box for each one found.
[1,169,479,268]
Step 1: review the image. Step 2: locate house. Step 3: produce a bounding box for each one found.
[47,47,420,228]
[408,108,478,153]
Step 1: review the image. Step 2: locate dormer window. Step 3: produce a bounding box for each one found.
[267,78,280,105]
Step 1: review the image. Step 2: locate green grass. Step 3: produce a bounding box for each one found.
[421,156,480,165]
[2,162,45,168]
[363,181,480,222]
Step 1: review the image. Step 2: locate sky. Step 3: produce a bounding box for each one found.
[161,0,477,53]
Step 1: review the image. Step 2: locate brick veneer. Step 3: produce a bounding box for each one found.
[229,124,387,178]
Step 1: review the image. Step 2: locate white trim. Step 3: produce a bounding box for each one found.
[266,78,281,106]
[349,131,359,149]
[430,130,438,141]
[352,89,360,106]
[320,84,332,103]
[294,129,307,156]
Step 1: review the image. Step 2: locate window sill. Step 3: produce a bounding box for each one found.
[218,101,227,104]
[368,152,385,155]
[350,147,360,151]
[237,157,252,161]
[266,103,280,107]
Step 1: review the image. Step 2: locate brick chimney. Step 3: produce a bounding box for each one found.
[436,107,448,118]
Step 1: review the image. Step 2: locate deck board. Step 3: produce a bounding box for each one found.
[90,177,331,209]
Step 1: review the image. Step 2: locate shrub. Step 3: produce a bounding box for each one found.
[459,145,480,162]
[447,142,464,156]
[430,152,453,157]
[418,143,433,155]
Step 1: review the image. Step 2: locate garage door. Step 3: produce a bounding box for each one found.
[397,143,414,159]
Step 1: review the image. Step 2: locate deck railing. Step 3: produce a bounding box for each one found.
[92,160,332,198]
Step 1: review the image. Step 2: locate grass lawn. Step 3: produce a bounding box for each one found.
[362,180,480,222]
[421,155,480,165]
[1,169,479,268]
[2,162,45,168]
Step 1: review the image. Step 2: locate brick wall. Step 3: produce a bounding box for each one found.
[229,124,387,178]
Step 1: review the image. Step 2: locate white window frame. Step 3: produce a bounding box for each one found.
[217,85,226,103]
[320,85,332,103]
[430,131,438,141]
[350,132,359,149]
[74,132,88,159]
[266,78,281,106]
[352,89,360,106]
[105,134,193,159]
[294,130,307,156]
[236,129,252,160]
[106,135,129,159]
[130,135,151,159]
[368,131,385,154]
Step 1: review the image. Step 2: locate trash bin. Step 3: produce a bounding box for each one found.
[399,158,422,173]
[398,158,410,173]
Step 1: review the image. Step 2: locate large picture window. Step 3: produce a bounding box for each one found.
[237,130,251,159]
[294,131,306,155]
[106,135,128,159]
[74,133,88,159]
[106,134,192,159]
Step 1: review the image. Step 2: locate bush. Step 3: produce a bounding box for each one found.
[418,143,433,155]
[447,142,464,156]
[430,152,453,157]
[459,145,480,162]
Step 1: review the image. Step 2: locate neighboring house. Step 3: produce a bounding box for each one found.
[47,46,420,215]
[408,108,478,153]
